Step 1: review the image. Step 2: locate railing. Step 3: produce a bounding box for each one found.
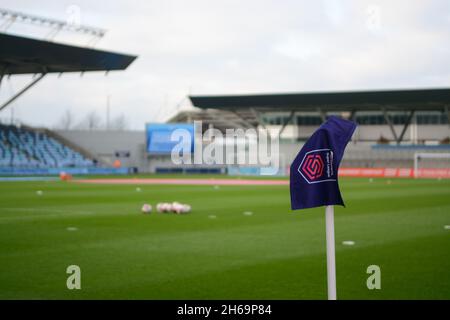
[372,144,450,150]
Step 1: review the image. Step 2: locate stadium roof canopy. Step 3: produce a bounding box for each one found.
[188,88,450,143]
[0,32,137,112]
[0,33,136,74]
[190,88,450,112]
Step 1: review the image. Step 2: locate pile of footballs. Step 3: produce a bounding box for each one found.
[141,202,191,214]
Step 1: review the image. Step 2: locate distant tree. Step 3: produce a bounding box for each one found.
[58,110,75,130]
[110,114,129,131]
[86,111,102,130]
[76,111,102,130]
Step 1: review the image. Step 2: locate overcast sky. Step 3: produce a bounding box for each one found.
[1,0,449,130]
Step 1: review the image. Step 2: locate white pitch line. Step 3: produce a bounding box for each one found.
[2,207,93,214]
[342,240,355,246]
[0,208,95,222]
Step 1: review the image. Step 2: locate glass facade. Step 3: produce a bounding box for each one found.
[263,112,449,125]
[355,113,449,125]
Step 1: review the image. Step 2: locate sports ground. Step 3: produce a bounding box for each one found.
[0,175,449,299]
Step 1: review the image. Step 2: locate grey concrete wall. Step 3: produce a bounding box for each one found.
[55,130,148,171]
[276,124,449,141]
[353,124,449,142]
[55,125,449,173]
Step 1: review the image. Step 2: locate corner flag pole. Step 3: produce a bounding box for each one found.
[325,205,337,300]
[289,116,356,300]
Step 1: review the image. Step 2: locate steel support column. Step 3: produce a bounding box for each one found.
[250,107,267,130]
[0,73,46,112]
[382,108,398,142]
[397,110,415,144]
[0,65,6,88]
[446,106,450,126]
[230,110,257,129]
[278,110,295,138]
[318,108,327,122]
[349,109,357,121]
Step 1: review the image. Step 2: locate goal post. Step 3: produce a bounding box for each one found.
[413,152,450,178]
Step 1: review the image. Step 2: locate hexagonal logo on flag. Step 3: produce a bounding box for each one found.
[298,149,336,184]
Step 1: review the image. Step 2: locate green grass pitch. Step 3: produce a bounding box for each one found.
[0,176,449,299]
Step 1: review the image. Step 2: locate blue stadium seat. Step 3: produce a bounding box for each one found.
[0,124,94,168]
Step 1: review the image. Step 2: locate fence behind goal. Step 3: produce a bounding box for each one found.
[413,153,450,178]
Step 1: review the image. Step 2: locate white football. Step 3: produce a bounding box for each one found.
[172,202,184,214]
[171,202,181,214]
[157,202,171,213]
[141,203,152,214]
[156,202,191,214]
[165,203,173,212]
[156,203,166,213]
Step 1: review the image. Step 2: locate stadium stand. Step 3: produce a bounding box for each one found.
[188,88,450,144]
[0,124,93,168]
[0,21,136,175]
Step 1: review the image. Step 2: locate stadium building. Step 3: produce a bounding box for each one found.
[54,88,450,176]
[2,86,450,176]
[0,10,449,178]
[0,9,136,176]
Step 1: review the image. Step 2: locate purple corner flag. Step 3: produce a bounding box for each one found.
[290,116,357,210]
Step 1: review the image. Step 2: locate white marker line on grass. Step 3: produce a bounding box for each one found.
[342,241,355,246]
[3,208,94,214]
[444,225,450,230]
[0,208,95,222]
[208,215,217,219]
[66,227,78,231]
[243,211,253,216]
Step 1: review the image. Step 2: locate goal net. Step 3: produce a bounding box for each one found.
[413,153,450,178]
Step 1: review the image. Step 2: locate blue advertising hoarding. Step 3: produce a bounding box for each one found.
[146,123,195,154]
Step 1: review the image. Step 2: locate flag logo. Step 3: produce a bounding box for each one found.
[298,149,336,184]
[290,116,357,210]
